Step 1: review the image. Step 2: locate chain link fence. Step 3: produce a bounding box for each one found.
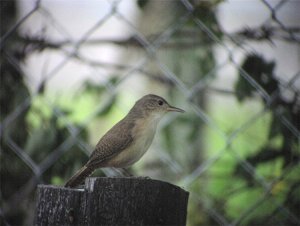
[1,0,299,225]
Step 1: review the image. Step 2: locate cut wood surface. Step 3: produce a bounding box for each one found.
[34,177,189,226]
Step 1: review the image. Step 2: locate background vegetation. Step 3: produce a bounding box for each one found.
[1,0,299,225]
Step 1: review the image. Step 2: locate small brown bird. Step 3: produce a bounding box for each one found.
[65,94,184,188]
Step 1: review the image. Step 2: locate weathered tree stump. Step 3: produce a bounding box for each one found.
[34,177,189,226]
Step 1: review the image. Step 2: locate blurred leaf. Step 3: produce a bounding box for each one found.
[235,73,253,102]
[226,187,263,220]
[24,115,58,161]
[137,0,149,9]
[109,76,119,85]
[37,79,46,94]
[271,181,287,195]
[162,124,175,151]
[234,148,282,179]
[179,1,223,41]
[51,176,64,185]
[97,95,117,117]
[268,115,282,139]
[81,80,106,96]
[235,54,277,102]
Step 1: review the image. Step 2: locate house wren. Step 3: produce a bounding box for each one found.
[65,94,184,188]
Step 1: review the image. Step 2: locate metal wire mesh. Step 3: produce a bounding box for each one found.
[1,0,299,225]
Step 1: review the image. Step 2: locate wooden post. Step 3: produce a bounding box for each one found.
[34,177,189,226]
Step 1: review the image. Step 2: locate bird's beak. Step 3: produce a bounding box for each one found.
[167,105,185,113]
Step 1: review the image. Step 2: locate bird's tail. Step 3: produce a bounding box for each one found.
[65,165,94,188]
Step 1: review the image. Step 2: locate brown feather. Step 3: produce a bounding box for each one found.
[65,165,94,188]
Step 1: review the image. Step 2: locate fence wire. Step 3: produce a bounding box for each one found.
[1,0,299,225]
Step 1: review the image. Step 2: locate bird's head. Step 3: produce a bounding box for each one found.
[130,94,184,119]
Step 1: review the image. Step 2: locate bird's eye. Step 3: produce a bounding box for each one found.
[158,100,163,106]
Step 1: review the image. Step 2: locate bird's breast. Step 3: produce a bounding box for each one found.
[108,116,160,168]
[132,118,157,153]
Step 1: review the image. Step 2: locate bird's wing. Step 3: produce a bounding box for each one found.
[86,119,134,168]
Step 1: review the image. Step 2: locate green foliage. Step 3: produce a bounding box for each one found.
[230,53,300,224]
[235,54,277,101]
[234,53,299,165]
[190,81,299,225]
[1,57,90,224]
